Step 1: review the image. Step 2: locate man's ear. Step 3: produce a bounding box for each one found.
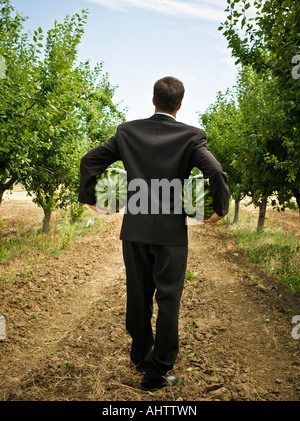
[177,102,182,111]
[152,97,155,106]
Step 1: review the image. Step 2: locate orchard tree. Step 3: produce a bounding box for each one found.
[0,1,125,232]
[219,0,300,210]
[235,67,288,231]
[199,90,244,223]
[0,0,35,202]
[200,66,295,231]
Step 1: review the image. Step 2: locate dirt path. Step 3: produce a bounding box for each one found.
[0,195,300,401]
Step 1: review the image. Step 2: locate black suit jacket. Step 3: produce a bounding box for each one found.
[79,113,230,245]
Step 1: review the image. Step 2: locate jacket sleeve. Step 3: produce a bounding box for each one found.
[192,133,230,217]
[78,134,121,205]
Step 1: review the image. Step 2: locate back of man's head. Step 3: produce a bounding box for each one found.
[153,76,185,113]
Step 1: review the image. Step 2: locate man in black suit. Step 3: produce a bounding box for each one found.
[79,76,230,391]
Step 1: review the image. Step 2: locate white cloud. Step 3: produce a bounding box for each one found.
[86,0,226,22]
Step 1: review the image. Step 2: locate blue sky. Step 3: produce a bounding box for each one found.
[12,0,239,127]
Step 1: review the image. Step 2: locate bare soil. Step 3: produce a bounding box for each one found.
[0,190,300,402]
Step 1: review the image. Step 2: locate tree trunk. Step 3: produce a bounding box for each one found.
[292,188,300,216]
[257,197,268,232]
[42,209,52,233]
[0,174,18,205]
[0,187,4,205]
[233,198,240,224]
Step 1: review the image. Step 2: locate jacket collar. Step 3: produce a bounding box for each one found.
[149,113,177,122]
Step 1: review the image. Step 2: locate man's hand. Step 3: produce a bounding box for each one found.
[203,212,223,224]
[87,204,97,212]
[87,204,111,215]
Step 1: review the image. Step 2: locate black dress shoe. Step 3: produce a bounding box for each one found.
[141,375,179,391]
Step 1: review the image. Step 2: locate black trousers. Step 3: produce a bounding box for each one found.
[122,240,188,375]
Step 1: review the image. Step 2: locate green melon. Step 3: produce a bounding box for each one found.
[95,168,127,213]
[182,175,215,220]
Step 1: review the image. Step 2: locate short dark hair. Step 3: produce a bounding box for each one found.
[153,76,185,112]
